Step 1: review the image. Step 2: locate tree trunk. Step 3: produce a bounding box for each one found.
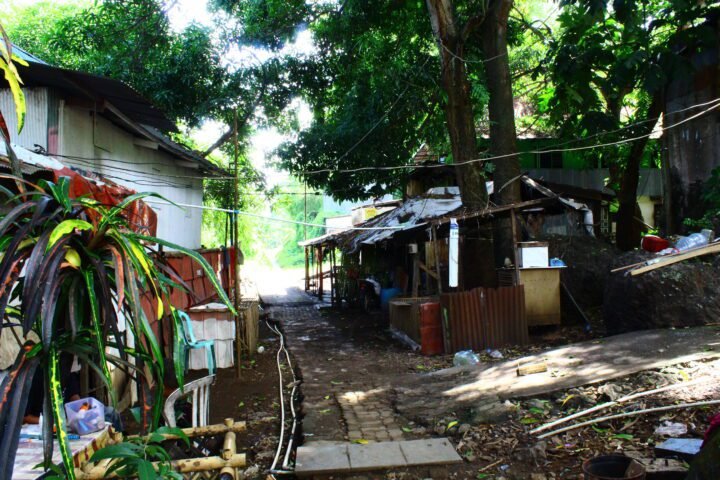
[615,91,663,250]
[426,0,488,208]
[481,0,521,263]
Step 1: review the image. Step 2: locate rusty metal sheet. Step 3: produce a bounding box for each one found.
[441,285,528,353]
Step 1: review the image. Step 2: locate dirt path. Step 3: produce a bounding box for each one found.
[253,269,720,479]
[263,291,429,445]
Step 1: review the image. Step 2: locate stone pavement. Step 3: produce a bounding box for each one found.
[265,302,409,444]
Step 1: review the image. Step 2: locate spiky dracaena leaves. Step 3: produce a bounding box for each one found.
[0,176,233,478]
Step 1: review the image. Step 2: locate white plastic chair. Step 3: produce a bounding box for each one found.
[163,374,216,428]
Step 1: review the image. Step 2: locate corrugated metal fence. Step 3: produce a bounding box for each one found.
[164,247,236,309]
[441,285,528,352]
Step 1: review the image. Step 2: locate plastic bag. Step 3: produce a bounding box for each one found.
[654,421,687,436]
[453,350,480,366]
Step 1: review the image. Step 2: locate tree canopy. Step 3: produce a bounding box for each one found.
[5,0,720,250]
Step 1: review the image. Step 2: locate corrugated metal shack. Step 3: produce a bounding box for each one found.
[301,176,599,354]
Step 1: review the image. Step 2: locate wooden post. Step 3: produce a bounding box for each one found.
[431,225,443,294]
[510,207,520,285]
[233,109,243,379]
[412,254,420,297]
[304,246,310,291]
[318,244,324,300]
[330,247,336,306]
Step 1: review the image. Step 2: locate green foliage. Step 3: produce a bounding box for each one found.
[0,176,232,479]
[543,0,715,164]
[272,187,334,268]
[5,0,226,127]
[218,0,459,201]
[0,22,28,134]
[89,427,189,480]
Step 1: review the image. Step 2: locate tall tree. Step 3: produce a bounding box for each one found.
[221,0,526,222]
[425,0,487,207]
[547,0,717,249]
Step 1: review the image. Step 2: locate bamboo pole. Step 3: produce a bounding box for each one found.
[233,109,243,379]
[76,454,247,479]
[537,399,720,439]
[222,418,237,461]
[221,418,238,479]
[127,420,246,441]
[431,225,443,294]
[531,376,715,434]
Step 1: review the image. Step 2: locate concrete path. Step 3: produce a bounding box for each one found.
[396,326,720,419]
[264,302,411,444]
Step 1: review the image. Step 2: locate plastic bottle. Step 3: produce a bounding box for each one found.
[453,350,480,366]
[675,232,710,251]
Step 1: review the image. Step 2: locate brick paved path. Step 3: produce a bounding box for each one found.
[265,299,410,445]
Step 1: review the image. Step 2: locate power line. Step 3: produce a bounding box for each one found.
[145,200,403,231]
[539,97,720,151]
[297,98,720,175]
[34,95,720,185]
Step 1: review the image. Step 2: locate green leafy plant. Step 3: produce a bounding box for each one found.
[0,176,234,479]
[0,22,27,133]
[88,427,189,480]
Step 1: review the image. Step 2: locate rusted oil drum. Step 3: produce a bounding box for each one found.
[419,302,444,355]
[582,455,646,480]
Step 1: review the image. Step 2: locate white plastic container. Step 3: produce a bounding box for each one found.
[518,242,549,268]
[64,397,105,435]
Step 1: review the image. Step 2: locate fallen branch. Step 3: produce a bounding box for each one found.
[530,376,715,435]
[536,399,720,439]
[478,458,503,472]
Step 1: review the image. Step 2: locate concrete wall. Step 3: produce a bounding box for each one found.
[527,168,663,197]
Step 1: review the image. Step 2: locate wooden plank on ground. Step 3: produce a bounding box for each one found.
[517,362,548,376]
[631,243,720,276]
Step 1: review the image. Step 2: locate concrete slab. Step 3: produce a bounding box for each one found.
[295,439,462,476]
[347,441,407,471]
[294,443,350,476]
[400,438,463,466]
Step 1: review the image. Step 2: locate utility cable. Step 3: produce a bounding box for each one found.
[144,200,405,231]
[296,98,720,175]
[38,95,720,182]
[266,319,299,475]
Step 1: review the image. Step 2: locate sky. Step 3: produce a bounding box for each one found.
[163,0,315,189]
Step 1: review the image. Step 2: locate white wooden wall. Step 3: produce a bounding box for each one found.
[56,101,204,250]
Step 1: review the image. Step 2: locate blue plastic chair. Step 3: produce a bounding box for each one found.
[178,311,216,375]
